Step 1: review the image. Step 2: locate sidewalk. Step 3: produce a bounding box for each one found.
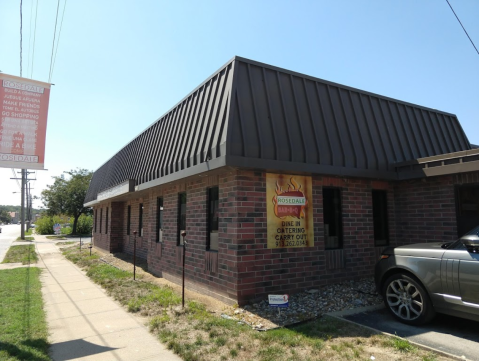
[33,235,182,361]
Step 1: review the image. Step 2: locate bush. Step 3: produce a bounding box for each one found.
[35,216,54,235]
[61,226,72,235]
[74,214,93,235]
[35,215,70,235]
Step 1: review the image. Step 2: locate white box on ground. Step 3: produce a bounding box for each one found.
[268,294,289,308]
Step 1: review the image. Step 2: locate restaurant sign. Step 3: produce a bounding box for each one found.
[266,173,314,248]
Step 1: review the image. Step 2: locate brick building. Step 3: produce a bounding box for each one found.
[84,57,479,305]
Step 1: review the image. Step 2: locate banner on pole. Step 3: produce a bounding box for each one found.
[0,73,51,170]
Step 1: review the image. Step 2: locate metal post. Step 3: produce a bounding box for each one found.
[181,231,187,308]
[133,231,137,280]
[20,169,25,240]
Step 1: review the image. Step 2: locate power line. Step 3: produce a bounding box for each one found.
[445,0,479,56]
[11,168,21,190]
[30,0,39,78]
[27,0,33,77]
[51,0,67,82]
[19,0,23,75]
[48,0,61,83]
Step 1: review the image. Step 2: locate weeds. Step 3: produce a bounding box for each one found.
[59,244,453,361]
[2,245,38,264]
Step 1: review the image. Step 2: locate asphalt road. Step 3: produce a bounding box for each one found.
[0,224,20,262]
[343,306,479,360]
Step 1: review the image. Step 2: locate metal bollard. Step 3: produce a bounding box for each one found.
[181,231,187,308]
[133,231,137,280]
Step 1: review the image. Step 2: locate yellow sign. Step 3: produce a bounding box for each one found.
[266,173,314,248]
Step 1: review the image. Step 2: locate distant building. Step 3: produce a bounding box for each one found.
[84,57,479,305]
[9,212,19,224]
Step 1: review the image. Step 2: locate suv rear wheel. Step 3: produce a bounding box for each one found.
[382,273,435,325]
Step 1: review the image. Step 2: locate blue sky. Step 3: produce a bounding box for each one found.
[1,0,478,208]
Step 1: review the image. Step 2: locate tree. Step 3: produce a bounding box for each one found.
[0,210,12,224]
[41,168,93,234]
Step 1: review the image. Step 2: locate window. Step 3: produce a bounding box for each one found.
[207,187,219,251]
[105,207,109,234]
[94,209,97,233]
[323,188,343,249]
[156,197,163,243]
[126,205,131,235]
[372,190,389,246]
[177,193,186,245]
[139,203,144,237]
[100,208,103,234]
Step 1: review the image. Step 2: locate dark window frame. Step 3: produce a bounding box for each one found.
[99,208,103,234]
[94,209,97,233]
[126,205,131,235]
[177,192,186,246]
[207,187,219,251]
[105,207,109,234]
[139,203,144,237]
[322,187,343,250]
[372,190,389,246]
[156,197,163,243]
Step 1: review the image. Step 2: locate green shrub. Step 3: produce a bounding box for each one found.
[74,214,93,234]
[35,215,70,235]
[35,216,54,235]
[61,226,72,235]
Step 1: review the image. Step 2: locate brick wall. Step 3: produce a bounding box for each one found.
[92,204,110,251]
[120,198,150,260]
[232,173,396,304]
[394,171,479,244]
[146,176,240,304]
[91,170,478,306]
[394,176,457,244]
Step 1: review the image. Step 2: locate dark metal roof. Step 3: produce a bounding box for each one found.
[85,56,472,204]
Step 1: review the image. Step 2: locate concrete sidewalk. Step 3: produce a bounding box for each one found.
[34,235,181,361]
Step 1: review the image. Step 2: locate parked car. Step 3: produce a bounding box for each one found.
[375,225,479,325]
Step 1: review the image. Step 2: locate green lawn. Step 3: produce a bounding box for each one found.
[2,245,38,265]
[0,267,50,361]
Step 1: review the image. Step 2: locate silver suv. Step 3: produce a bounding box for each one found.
[375,225,479,325]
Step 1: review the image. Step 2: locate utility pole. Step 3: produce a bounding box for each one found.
[21,169,25,240]
[12,170,36,240]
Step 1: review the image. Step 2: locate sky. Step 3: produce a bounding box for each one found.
[0,0,478,209]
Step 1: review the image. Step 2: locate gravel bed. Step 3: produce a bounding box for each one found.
[223,278,383,330]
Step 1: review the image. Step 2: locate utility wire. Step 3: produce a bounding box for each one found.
[30,0,38,78]
[20,0,23,76]
[446,0,479,56]
[48,0,61,83]
[11,169,21,190]
[27,0,33,77]
[51,0,67,81]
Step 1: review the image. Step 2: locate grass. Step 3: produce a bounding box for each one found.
[60,244,454,361]
[0,267,50,361]
[46,235,67,240]
[2,245,38,265]
[15,237,35,242]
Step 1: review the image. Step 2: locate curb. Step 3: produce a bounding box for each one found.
[326,306,467,361]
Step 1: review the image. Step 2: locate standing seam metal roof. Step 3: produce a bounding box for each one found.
[84,56,471,203]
